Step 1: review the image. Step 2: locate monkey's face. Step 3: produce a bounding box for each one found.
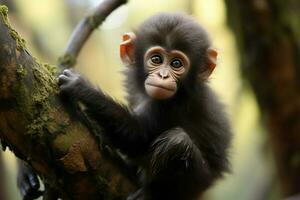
[120,32,217,100]
[144,46,190,100]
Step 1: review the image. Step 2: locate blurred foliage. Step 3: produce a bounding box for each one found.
[1,0,280,199]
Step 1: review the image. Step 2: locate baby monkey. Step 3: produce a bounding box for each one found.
[58,13,232,200]
[18,12,232,200]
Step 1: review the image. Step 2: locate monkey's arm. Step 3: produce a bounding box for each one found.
[58,70,149,156]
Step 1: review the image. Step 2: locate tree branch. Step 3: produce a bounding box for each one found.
[58,0,127,68]
[225,0,300,196]
[0,5,135,199]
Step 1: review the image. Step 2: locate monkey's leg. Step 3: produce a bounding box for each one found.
[144,128,212,200]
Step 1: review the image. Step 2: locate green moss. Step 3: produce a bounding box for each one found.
[0,6,26,50]
[25,62,60,136]
[1,5,67,138]
[44,63,58,76]
[10,29,26,50]
[12,55,64,137]
[16,64,28,79]
[12,75,33,120]
[0,6,9,28]
[58,54,76,67]
[13,64,31,117]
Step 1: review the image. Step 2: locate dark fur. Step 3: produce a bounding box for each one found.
[59,13,232,200]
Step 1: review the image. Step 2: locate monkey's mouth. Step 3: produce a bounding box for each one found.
[145,83,175,92]
[144,82,177,100]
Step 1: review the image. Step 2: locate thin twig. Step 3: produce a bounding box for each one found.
[59,0,128,69]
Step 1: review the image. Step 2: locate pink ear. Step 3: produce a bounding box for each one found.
[198,48,218,79]
[207,48,217,72]
[120,32,136,65]
[200,48,217,79]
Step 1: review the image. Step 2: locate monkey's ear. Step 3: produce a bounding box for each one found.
[120,32,136,66]
[199,48,218,79]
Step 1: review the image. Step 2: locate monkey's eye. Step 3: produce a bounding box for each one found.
[150,55,163,65]
[170,59,183,68]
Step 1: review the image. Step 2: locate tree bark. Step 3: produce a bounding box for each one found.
[0,5,135,200]
[225,0,300,197]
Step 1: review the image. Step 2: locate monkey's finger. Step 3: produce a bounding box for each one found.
[58,75,71,86]
[63,69,74,77]
[59,83,73,91]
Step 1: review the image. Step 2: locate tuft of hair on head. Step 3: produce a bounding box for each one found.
[134,12,212,73]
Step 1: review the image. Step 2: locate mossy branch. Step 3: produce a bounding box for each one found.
[0,5,135,199]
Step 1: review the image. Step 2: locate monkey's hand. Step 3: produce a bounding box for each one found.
[58,69,92,98]
[17,161,43,200]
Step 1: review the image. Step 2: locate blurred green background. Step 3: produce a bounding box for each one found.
[0,0,281,199]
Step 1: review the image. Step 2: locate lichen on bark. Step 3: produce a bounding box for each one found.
[0,5,26,50]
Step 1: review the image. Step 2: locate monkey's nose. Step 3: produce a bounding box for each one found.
[158,69,169,79]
